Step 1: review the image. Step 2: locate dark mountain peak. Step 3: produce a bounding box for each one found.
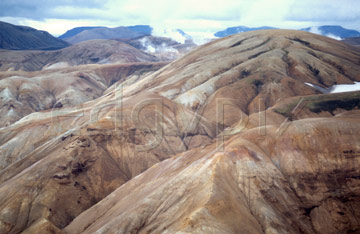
[0,21,69,50]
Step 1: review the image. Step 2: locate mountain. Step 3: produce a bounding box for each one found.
[125,25,152,35]
[0,61,166,127]
[301,25,360,39]
[58,27,105,39]
[214,26,277,37]
[342,37,360,47]
[58,25,152,40]
[0,39,159,72]
[0,21,69,50]
[214,25,360,40]
[62,26,152,44]
[1,30,360,234]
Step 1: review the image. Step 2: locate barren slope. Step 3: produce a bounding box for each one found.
[0,62,166,127]
[0,30,359,234]
[65,114,360,234]
[0,39,158,72]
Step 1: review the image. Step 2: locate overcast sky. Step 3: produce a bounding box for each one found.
[0,0,359,41]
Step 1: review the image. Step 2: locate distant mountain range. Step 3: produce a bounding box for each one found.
[58,26,105,39]
[0,21,69,50]
[214,26,277,37]
[301,25,360,39]
[214,25,360,39]
[2,20,360,53]
[58,25,153,44]
[0,39,160,71]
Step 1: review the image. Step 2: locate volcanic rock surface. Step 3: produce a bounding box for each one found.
[0,29,360,234]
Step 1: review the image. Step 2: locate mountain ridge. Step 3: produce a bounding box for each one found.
[0,21,69,50]
[214,25,360,39]
[60,25,153,44]
[0,30,360,233]
[0,39,159,72]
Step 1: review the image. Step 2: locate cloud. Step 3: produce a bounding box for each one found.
[0,0,359,39]
[0,0,105,20]
[285,1,360,23]
[307,26,342,40]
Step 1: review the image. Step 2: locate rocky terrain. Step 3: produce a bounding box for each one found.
[0,29,359,234]
[0,21,69,50]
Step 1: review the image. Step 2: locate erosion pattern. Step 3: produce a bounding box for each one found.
[0,30,359,234]
[0,62,167,127]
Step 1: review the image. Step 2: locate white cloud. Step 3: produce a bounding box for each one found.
[1,0,360,40]
[326,34,342,40]
[309,26,322,35]
[307,26,343,40]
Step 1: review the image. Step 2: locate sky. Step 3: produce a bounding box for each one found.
[0,0,359,43]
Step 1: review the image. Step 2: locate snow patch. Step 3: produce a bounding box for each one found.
[305,82,360,94]
[330,82,360,93]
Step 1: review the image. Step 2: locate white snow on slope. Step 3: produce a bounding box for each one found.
[305,82,360,94]
[330,82,360,93]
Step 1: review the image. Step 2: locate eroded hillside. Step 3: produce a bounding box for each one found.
[0,30,359,234]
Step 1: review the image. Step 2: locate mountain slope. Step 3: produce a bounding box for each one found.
[0,30,360,234]
[63,26,151,44]
[342,37,360,47]
[58,26,104,40]
[0,61,166,127]
[0,21,69,50]
[59,25,152,41]
[65,114,360,234]
[0,39,158,71]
